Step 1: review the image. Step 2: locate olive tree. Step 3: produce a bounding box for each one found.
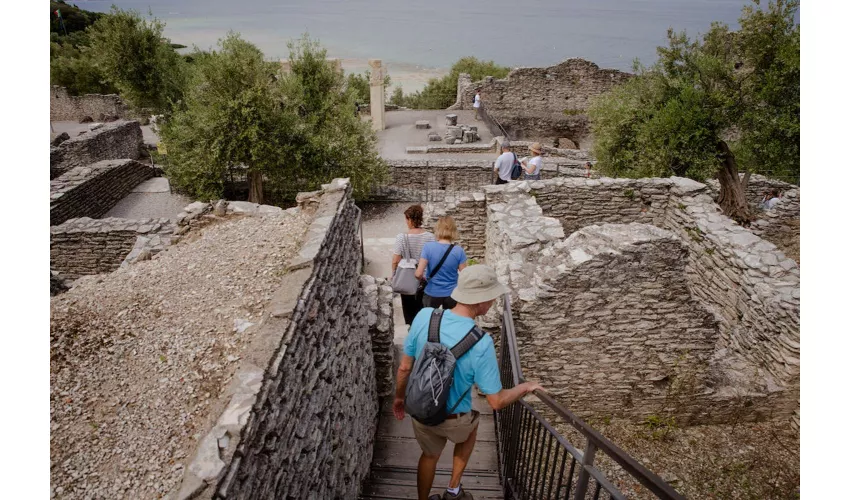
[589,0,799,221]
[160,33,386,204]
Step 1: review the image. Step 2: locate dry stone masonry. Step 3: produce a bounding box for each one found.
[50,217,175,280]
[454,59,631,145]
[175,179,379,499]
[480,177,799,427]
[423,194,487,261]
[50,120,144,179]
[50,86,128,122]
[50,159,157,226]
[361,275,396,398]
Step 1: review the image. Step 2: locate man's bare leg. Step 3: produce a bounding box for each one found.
[449,424,479,489]
[417,453,441,500]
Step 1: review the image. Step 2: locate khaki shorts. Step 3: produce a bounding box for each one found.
[411,410,480,457]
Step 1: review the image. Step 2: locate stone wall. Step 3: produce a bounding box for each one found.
[374,159,594,203]
[50,86,128,122]
[528,177,672,237]
[173,179,379,499]
[423,193,488,261]
[704,175,801,263]
[361,275,396,398]
[50,159,157,226]
[50,120,143,179]
[50,217,175,280]
[481,177,799,426]
[454,59,631,144]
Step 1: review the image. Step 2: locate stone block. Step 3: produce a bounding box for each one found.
[415,120,430,129]
[445,114,458,126]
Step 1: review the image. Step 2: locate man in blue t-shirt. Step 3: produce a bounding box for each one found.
[394,265,544,500]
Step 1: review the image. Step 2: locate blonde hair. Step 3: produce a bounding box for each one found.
[434,216,458,241]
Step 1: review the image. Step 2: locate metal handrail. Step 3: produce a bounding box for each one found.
[495,295,685,500]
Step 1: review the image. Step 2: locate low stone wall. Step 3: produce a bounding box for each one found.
[50,120,143,179]
[481,177,799,426]
[50,217,175,280]
[423,193,488,261]
[362,275,396,398]
[527,177,673,237]
[50,86,128,122]
[50,159,157,226]
[374,159,595,203]
[174,179,379,499]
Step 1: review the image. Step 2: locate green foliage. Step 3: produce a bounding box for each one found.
[160,33,387,203]
[50,30,118,95]
[623,188,635,200]
[589,0,799,185]
[50,1,104,35]
[87,8,187,114]
[345,71,391,105]
[400,56,510,109]
[643,414,677,440]
[389,86,404,107]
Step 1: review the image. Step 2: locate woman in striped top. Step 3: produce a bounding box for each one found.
[392,205,435,325]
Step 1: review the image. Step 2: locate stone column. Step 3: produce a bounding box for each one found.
[369,59,386,131]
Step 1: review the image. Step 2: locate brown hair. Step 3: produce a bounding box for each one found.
[404,204,424,228]
[434,216,459,241]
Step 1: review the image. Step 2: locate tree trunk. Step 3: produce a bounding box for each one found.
[715,140,751,224]
[247,170,264,205]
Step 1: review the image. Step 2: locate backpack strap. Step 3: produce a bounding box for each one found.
[428,308,445,343]
[446,326,486,415]
[429,243,456,279]
[450,325,485,359]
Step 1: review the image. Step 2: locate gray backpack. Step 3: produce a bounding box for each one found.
[405,309,485,426]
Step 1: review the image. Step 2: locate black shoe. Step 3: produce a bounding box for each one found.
[443,486,473,500]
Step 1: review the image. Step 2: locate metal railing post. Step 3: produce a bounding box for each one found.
[574,441,597,499]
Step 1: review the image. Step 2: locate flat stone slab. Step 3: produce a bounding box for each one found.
[131,177,171,193]
[415,120,430,129]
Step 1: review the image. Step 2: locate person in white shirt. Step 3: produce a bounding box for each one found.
[473,88,481,120]
[493,142,515,185]
[759,189,781,210]
[521,142,543,180]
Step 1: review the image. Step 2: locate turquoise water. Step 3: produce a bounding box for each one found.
[76,0,758,91]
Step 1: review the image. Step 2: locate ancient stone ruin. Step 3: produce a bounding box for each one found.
[451,58,632,148]
[422,176,799,429]
[50,179,397,499]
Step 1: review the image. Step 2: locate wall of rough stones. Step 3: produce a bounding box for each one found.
[662,179,800,423]
[172,179,379,499]
[423,193,488,261]
[50,159,157,226]
[374,159,594,203]
[704,175,801,262]
[454,59,631,144]
[50,120,143,179]
[529,177,672,237]
[481,178,799,426]
[361,275,396,398]
[50,86,128,122]
[50,217,175,280]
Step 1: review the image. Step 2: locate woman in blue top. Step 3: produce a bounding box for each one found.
[415,216,467,310]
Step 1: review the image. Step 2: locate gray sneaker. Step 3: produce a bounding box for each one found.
[443,486,473,500]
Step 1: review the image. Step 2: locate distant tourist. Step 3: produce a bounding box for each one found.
[415,216,467,310]
[585,161,593,178]
[392,205,436,325]
[394,265,544,500]
[493,141,515,185]
[760,189,781,210]
[521,142,544,180]
[473,88,482,120]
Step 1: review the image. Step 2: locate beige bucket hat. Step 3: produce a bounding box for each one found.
[451,265,508,304]
[529,142,543,155]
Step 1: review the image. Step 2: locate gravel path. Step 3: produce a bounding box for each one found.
[50,211,310,499]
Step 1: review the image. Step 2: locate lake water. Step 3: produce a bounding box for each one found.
[77,0,754,91]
